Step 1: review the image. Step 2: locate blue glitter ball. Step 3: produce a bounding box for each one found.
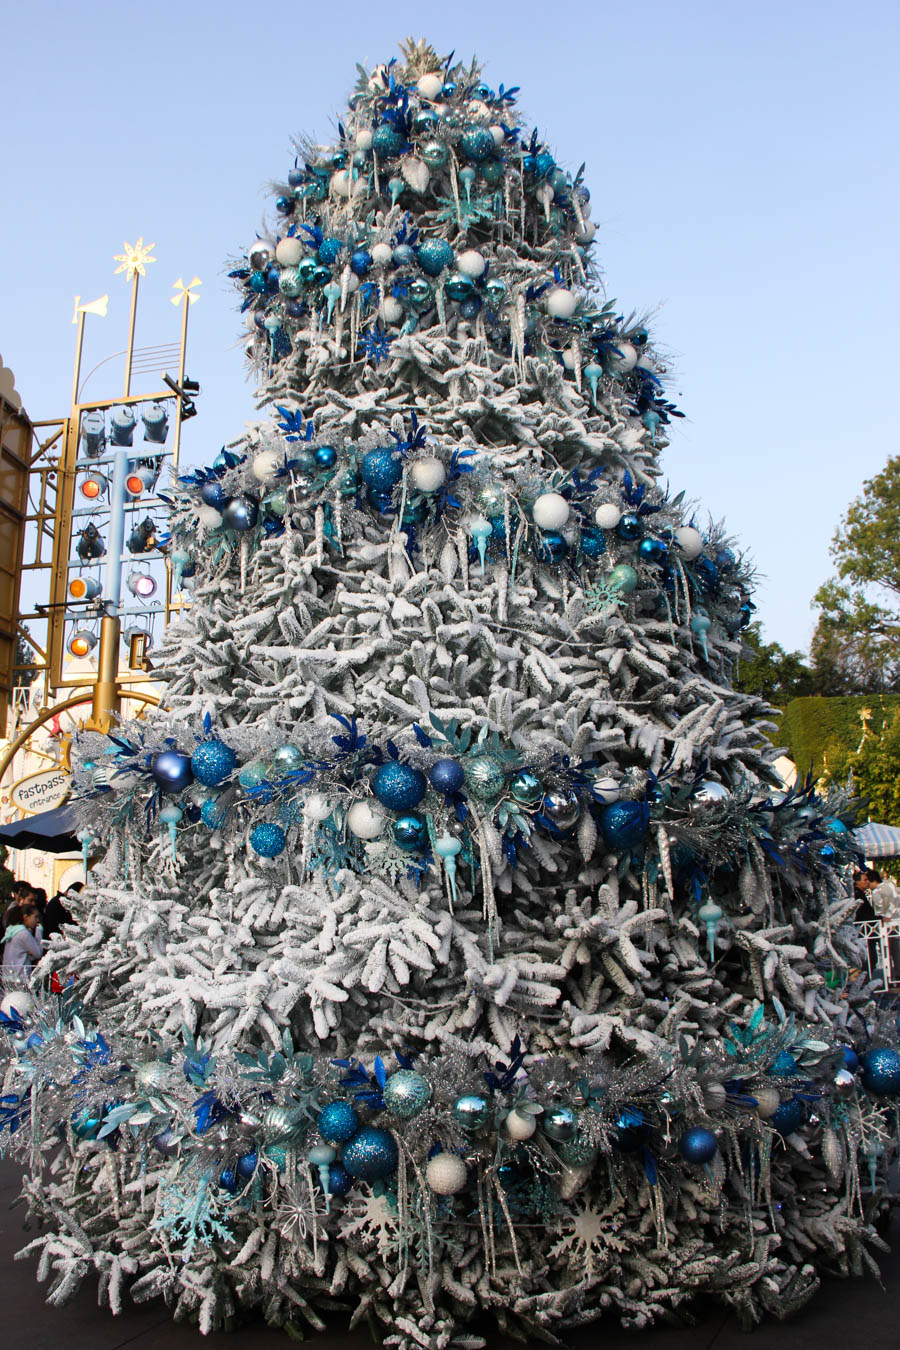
[638,537,668,565]
[770,1050,799,1078]
[318,238,343,265]
[860,1047,900,1096]
[383,1069,432,1120]
[350,248,372,276]
[393,814,427,851]
[249,270,267,293]
[679,1126,718,1164]
[250,822,286,857]
[534,151,556,178]
[416,238,455,277]
[770,1097,808,1135]
[341,1127,399,1180]
[842,1046,860,1072]
[459,126,496,162]
[315,444,337,469]
[328,1162,353,1197]
[236,1150,258,1180]
[372,124,405,158]
[616,511,643,541]
[371,761,427,810]
[460,295,482,319]
[693,556,720,593]
[151,750,193,795]
[200,798,227,830]
[191,739,238,787]
[429,758,465,795]
[318,1100,359,1145]
[580,527,606,560]
[360,447,402,492]
[219,1168,238,1193]
[536,530,568,564]
[600,800,650,849]
[200,480,227,508]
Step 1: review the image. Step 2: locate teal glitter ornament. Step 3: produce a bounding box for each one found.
[393,813,427,851]
[372,124,405,158]
[371,761,427,811]
[342,1127,399,1180]
[250,822,286,857]
[510,769,543,807]
[191,739,237,787]
[479,157,505,185]
[417,239,455,277]
[383,1069,432,1120]
[318,1100,359,1144]
[453,1094,490,1130]
[860,1047,900,1096]
[541,1104,577,1142]
[239,761,270,791]
[200,797,227,830]
[600,800,650,849]
[459,126,495,162]
[318,238,343,265]
[463,753,506,800]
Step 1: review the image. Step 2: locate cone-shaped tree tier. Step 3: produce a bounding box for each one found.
[3,40,896,1346]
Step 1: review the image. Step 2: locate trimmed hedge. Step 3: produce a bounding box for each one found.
[779,695,900,779]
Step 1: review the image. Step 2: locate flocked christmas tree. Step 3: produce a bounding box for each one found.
[3,39,900,1346]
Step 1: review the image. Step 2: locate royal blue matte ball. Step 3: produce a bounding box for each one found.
[393,814,427,851]
[328,1162,353,1197]
[429,758,465,795]
[200,480,227,508]
[318,1100,359,1145]
[679,1126,718,1164]
[360,448,402,492]
[236,1150,258,1180]
[770,1097,808,1135]
[371,761,426,810]
[341,1127,399,1180]
[600,800,650,849]
[416,238,455,277]
[191,739,238,787]
[860,1047,900,1096]
[350,248,372,276]
[250,822,286,857]
[151,750,193,795]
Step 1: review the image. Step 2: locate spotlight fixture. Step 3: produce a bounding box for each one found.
[109,404,136,447]
[141,402,169,444]
[127,569,157,598]
[123,625,153,652]
[68,629,98,658]
[125,459,160,497]
[78,471,108,500]
[75,522,105,561]
[80,411,105,458]
[128,517,158,554]
[68,576,102,601]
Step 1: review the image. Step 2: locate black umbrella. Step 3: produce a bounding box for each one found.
[0,804,80,854]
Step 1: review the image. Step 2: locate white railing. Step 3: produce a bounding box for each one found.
[854,919,900,989]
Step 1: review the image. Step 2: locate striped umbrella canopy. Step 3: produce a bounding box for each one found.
[853,822,900,860]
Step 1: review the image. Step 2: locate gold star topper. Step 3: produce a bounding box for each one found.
[113,237,157,281]
[171,276,202,307]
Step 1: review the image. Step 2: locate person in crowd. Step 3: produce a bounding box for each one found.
[27,887,47,942]
[2,904,43,974]
[42,889,75,942]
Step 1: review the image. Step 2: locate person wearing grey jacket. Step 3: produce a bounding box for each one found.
[2,905,43,974]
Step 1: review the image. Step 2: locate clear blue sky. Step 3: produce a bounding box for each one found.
[2,0,897,653]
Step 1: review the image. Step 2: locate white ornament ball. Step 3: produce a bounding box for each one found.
[425,1152,468,1195]
[346,272,360,293]
[0,990,32,1019]
[546,287,579,320]
[592,776,621,804]
[355,127,374,150]
[504,1108,537,1141]
[252,450,279,482]
[411,457,446,493]
[532,492,570,530]
[197,505,223,530]
[380,297,404,325]
[610,341,638,372]
[305,792,332,822]
[346,800,384,840]
[370,242,393,267]
[755,1089,781,1119]
[275,237,304,267]
[675,526,704,560]
[490,124,506,146]
[594,503,622,530]
[331,169,366,200]
[456,249,486,279]
[575,222,597,245]
[416,72,444,101]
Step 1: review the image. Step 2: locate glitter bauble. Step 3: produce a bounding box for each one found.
[542,1104,577,1142]
[416,238,455,277]
[860,1047,900,1096]
[452,1094,490,1131]
[458,126,495,162]
[341,1127,399,1180]
[463,754,506,801]
[191,739,237,787]
[383,1070,432,1120]
[426,1152,468,1194]
[769,1051,798,1078]
[372,124,404,158]
[770,1097,808,1135]
[600,800,650,849]
[510,770,543,807]
[360,447,402,493]
[249,822,286,857]
[678,1126,718,1164]
[429,758,465,795]
[318,1100,359,1145]
[371,761,427,811]
[542,788,580,830]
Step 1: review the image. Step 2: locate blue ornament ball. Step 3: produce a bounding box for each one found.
[360,447,402,493]
[600,800,650,849]
[236,1150,258,1180]
[222,497,259,532]
[536,531,568,564]
[371,761,426,811]
[372,124,404,158]
[770,1097,808,1135]
[452,1094,490,1131]
[318,1099,359,1145]
[318,238,343,265]
[350,249,372,276]
[860,1047,900,1096]
[200,480,227,508]
[200,798,227,830]
[616,511,643,541]
[429,758,465,795]
[416,238,455,277]
[842,1046,860,1072]
[341,1126,399,1180]
[580,527,606,560]
[151,750,193,795]
[393,813,427,851]
[459,126,496,162]
[328,1162,353,1197]
[219,1167,238,1193]
[250,822,286,857]
[638,537,668,565]
[770,1050,798,1078]
[383,1069,432,1120]
[315,444,338,469]
[191,738,238,787]
[679,1126,718,1164]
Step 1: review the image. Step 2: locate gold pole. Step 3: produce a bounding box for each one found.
[70,312,87,408]
[123,271,140,398]
[84,614,122,733]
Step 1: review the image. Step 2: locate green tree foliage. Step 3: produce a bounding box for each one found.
[734,623,816,707]
[812,455,900,693]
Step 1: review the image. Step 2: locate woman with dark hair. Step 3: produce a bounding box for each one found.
[42,890,75,942]
[2,904,43,974]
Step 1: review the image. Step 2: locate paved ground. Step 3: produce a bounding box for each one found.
[1,1156,897,1350]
